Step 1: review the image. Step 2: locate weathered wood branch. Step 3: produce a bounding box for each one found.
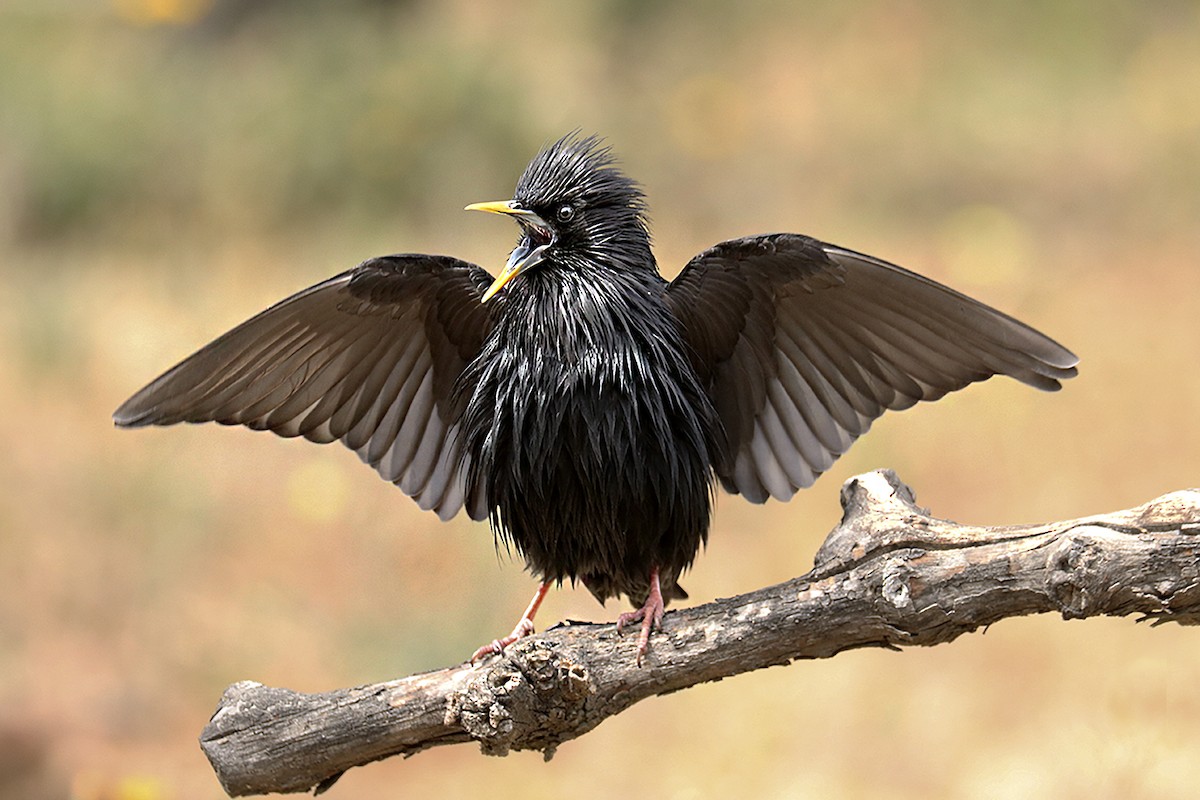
[200,469,1200,796]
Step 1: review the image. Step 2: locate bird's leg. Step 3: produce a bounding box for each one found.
[470,580,552,662]
[616,565,665,666]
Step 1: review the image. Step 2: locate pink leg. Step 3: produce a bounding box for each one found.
[470,580,552,662]
[616,565,665,667]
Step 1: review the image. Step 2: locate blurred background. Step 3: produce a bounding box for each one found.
[2,1,1198,798]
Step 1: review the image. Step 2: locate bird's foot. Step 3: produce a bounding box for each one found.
[470,617,535,662]
[469,580,552,663]
[616,566,665,667]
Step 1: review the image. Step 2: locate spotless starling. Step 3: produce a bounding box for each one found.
[114,134,1078,664]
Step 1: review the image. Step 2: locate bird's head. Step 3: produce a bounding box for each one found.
[466,133,651,303]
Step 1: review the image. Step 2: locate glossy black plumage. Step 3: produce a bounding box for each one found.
[114,133,1078,657]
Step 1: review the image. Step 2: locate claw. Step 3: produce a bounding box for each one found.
[616,566,665,666]
[470,581,551,663]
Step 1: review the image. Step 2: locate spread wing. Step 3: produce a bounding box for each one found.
[665,233,1079,503]
[113,254,495,521]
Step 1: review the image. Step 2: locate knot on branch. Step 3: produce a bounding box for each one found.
[814,469,931,576]
[1046,532,1105,619]
[881,562,916,610]
[1134,489,1200,532]
[447,640,594,758]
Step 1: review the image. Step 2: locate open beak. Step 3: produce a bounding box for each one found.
[465,201,553,303]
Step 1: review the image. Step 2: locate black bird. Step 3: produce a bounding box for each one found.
[114,134,1078,664]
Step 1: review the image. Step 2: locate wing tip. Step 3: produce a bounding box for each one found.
[1051,349,1081,371]
[1026,336,1079,372]
[112,399,154,428]
[1020,360,1079,392]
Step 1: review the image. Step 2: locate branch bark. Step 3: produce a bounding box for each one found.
[199,470,1200,796]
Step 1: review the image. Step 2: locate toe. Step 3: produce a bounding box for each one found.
[470,639,506,663]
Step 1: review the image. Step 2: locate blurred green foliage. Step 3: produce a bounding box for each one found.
[3,1,1197,245]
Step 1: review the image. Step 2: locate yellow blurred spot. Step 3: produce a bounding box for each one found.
[286,457,350,525]
[936,204,1033,287]
[665,75,749,160]
[71,772,169,800]
[115,776,168,800]
[113,0,213,26]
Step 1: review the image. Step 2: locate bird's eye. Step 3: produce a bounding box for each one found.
[555,203,576,222]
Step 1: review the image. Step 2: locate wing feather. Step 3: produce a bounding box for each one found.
[113,254,495,520]
[666,233,1078,501]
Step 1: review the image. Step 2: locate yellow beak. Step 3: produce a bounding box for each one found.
[465,200,552,303]
[464,200,524,216]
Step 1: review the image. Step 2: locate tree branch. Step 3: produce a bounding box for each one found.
[199,469,1200,796]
